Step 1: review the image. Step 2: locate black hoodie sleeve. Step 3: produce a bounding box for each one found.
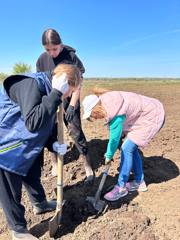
[4,76,62,132]
[36,52,55,72]
[62,45,85,74]
[70,52,85,74]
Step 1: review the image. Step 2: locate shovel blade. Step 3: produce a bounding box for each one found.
[86,196,106,213]
[49,200,66,238]
[49,210,62,237]
[94,199,106,213]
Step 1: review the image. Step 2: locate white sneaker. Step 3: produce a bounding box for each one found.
[126,180,148,192]
[12,231,38,240]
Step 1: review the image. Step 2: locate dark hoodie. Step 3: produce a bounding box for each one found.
[36,45,85,74]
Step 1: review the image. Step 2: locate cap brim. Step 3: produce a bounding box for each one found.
[82,110,91,120]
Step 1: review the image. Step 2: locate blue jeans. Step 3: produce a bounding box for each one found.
[118,138,144,187]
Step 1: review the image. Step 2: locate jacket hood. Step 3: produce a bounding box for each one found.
[100,91,124,123]
[63,45,76,53]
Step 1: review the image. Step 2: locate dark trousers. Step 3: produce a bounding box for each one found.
[0,155,46,232]
[63,98,88,155]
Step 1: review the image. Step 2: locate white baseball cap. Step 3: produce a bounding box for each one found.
[82,95,100,119]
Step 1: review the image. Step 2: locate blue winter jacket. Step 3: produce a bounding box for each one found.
[0,72,55,176]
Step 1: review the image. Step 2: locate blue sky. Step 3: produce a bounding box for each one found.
[0,0,180,77]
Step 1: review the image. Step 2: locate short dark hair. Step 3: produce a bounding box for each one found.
[42,28,62,46]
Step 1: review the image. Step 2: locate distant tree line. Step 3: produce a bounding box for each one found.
[0,62,31,81]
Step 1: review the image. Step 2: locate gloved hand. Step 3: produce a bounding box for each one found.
[52,142,67,155]
[65,105,75,123]
[52,73,69,94]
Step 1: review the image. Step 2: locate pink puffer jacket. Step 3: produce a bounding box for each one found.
[100,91,165,147]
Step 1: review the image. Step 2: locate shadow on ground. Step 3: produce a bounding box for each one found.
[30,138,179,239]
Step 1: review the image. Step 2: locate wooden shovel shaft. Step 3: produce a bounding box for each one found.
[56,105,64,213]
[49,105,64,237]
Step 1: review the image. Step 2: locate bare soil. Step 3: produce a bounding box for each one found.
[0,80,180,240]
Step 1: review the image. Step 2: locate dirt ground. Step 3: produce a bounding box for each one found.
[0,80,180,240]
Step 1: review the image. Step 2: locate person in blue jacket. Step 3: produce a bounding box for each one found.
[0,64,81,240]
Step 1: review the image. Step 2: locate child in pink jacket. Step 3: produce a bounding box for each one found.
[82,89,165,201]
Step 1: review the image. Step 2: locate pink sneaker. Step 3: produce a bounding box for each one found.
[104,185,128,201]
[126,180,148,192]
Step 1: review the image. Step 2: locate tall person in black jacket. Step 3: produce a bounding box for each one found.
[36,28,94,184]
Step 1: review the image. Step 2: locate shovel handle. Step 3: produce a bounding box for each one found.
[49,105,64,237]
[94,164,110,201]
[56,105,64,211]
